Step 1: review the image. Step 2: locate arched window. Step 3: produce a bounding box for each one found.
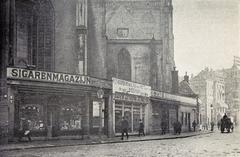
[151,63,158,89]
[117,48,131,81]
[15,0,54,71]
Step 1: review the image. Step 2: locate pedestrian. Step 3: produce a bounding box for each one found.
[161,121,167,135]
[18,118,32,142]
[138,119,145,136]
[173,121,182,135]
[192,120,197,132]
[176,121,182,134]
[210,121,215,131]
[121,116,129,140]
[217,121,221,130]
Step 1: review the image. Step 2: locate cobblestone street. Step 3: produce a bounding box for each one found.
[1,128,240,157]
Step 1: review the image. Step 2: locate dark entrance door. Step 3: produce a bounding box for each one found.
[47,101,60,137]
[188,113,191,131]
[103,98,108,136]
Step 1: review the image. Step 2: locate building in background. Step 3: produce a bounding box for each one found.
[190,68,228,127]
[220,56,240,125]
[178,73,199,132]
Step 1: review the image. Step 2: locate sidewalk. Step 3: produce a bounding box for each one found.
[0,131,212,152]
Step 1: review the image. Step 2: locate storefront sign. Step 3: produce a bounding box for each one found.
[7,68,112,89]
[151,90,196,106]
[114,92,149,104]
[112,78,151,97]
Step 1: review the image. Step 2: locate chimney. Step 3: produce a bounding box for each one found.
[171,67,179,94]
[184,72,189,83]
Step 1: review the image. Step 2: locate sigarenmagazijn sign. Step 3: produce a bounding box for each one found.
[7,67,112,89]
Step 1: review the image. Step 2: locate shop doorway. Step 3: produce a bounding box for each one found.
[47,105,59,137]
[188,113,191,131]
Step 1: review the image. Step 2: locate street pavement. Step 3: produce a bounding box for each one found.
[1,128,240,157]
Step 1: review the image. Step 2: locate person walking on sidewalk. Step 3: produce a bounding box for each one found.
[121,116,129,140]
[210,121,215,131]
[161,121,167,135]
[217,121,221,130]
[138,119,145,136]
[18,118,32,142]
[192,120,197,132]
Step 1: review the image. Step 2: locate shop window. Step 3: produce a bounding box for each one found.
[115,102,145,133]
[20,104,45,131]
[115,104,123,133]
[124,105,132,131]
[92,101,104,128]
[133,106,141,132]
[59,104,82,130]
[152,105,161,131]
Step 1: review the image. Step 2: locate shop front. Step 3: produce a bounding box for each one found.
[151,90,179,134]
[151,90,197,133]
[6,67,112,140]
[112,78,151,135]
[178,105,197,132]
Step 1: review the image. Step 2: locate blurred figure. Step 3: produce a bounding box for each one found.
[18,118,32,142]
[192,120,197,132]
[121,116,129,140]
[210,121,215,131]
[161,121,167,135]
[138,119,145,136]
[217,121,221,130]
[173,121,182,135]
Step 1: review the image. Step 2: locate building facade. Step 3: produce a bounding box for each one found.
[190,68,228,126]
[0,0,197,144]
[221,56,240,125]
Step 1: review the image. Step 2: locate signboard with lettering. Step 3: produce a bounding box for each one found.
[114,92,149,104]
[112,77,151,97]
[151,90,196,106]
[7,68,112,89]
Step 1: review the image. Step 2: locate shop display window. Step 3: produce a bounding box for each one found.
[59,105,82,130]
[124,106,132,130]
[20,104,45,131]
[115,103,145,133]
[115,105,123,133]
[92,101,100,128]
[133,106,141,132]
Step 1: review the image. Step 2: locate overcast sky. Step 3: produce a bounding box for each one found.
[173,0,240,76]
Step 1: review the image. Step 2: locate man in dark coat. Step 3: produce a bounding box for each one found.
[138,119,145,136]
[173,121,182,135]
[121,117,129,140]
[161,121,167,135]
[192,120,197,132]
[18,119,32,142]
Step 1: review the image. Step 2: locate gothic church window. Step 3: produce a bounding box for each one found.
[151,63,158,89]
[117,48,131,81]
[15,0,54,71]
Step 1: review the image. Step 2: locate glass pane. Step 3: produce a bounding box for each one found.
[59,105,82,130]
[20,104,45,131]
[115,110,122,133]
[124,107,131,131]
